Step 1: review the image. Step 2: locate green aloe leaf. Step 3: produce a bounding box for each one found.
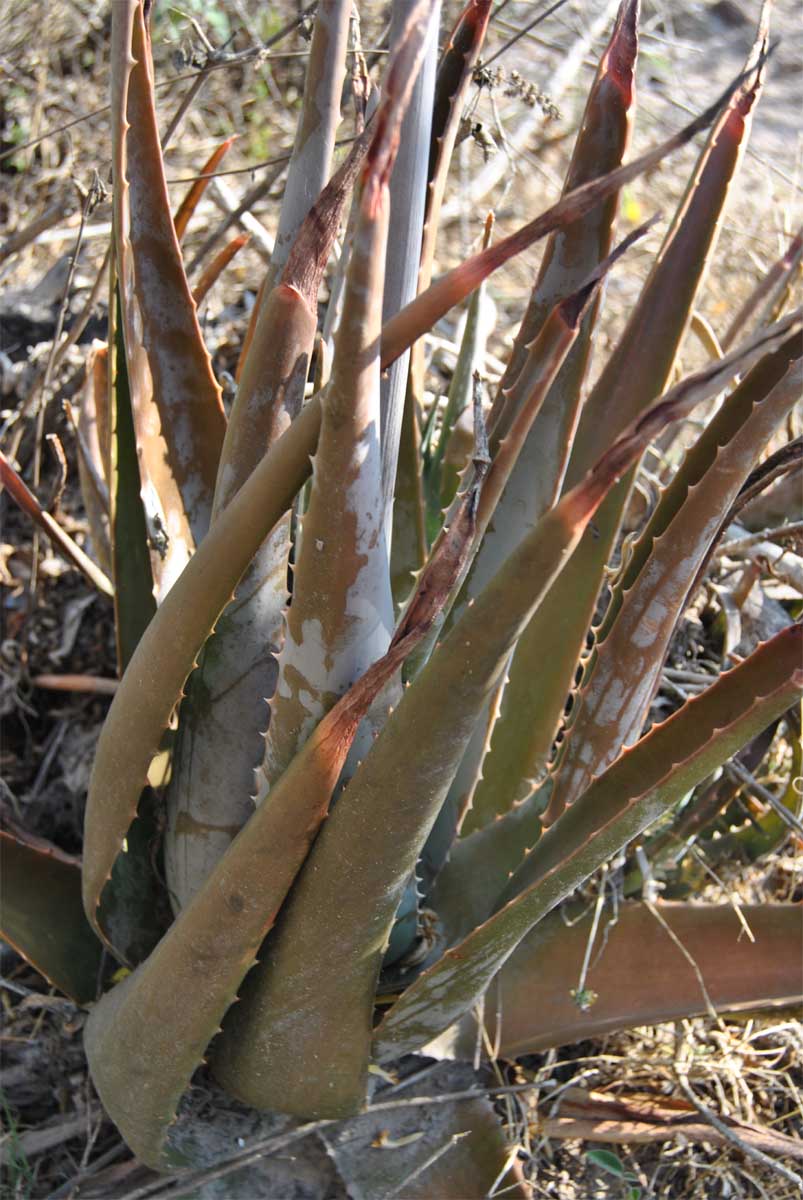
[380,0,439,557]
[83,408,478,1170]
[0,832,102,1005]
[423,902,803,1059]
[428,315,801,939]
[165,67,365,911]
[108,281,155,671]
[83,22,770,950]
[203,326,769,1119]
[110,0,225,596]
[373,623,803,1060]
[254,149,396,805]
[466,9,770,833]
[82,391,321,944]
[425,0,638,846]
[83,10,440,1167]
[391,0,492,602]
[544,331,802,825]
[84,622,425,1170]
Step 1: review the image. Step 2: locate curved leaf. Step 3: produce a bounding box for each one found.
[545,333,802,823]
[425,903,803,1060]
[111,1,225,596]
[467,12,770,832]
[202,335,755,1117]
[0,832,102,1005]
[373,624,802,1060]
[164,133,368,907]
[430,0,638,844]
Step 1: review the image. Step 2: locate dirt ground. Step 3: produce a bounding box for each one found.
[1,1,801,1197]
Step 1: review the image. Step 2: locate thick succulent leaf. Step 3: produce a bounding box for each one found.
[255,160,395,802]
[426,1,638,855]
[251,0,433,803]
[428,315,802,934]
[84,31,769,940]
[0,832,102,1005]
[492,0,638,408]
[479,221,657,544]
[379,54,758,370]
[569,12,768,485]
[210,494,596,1119]
[545,333,802,824]
[424,903,803,1060]
[82,12,434,1143]
[447,313,798,876]
[84,441,474,1169]
[108,287,156,670]
[466,18,769,832]
[321,1062,527,1200]
[373,624,803,1060]
[204,338,753,1119]
[82,393,321,941]
[380,0,439,545]
[110,0,225,595]
[417,221,654,695]
[165,136,368,910]
[84,626,423,1170]
[264,0,351,287]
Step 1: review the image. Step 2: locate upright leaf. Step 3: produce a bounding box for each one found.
[437,0,638,845]
[545,331,802,824]
[235,0,351,364]
[374,624,803,1060]
[255,161,395,801]
[205,335,761,1118]
[380,0,440,546]
[84,368,477,1169]
[165,123,368,910]
[110,0,225,596]
[467,10,769,831]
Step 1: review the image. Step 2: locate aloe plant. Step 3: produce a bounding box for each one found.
[3,0,802,1191]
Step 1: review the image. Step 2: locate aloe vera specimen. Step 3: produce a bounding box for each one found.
[4,0,802,1190]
